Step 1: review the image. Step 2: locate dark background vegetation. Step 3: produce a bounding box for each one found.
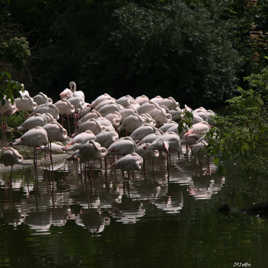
[0,0,267,107]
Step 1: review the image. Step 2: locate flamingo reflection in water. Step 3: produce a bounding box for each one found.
[112,194,145,224]
[75,208,110,234]
[188,177,225,200]
[153,191,184,215]
[24,207,73,233]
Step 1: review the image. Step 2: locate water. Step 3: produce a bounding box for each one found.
[1,156,268,268]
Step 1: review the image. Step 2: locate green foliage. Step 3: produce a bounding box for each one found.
[176,110,193,135]
[6,111,25,128]
[0,37,31,69]
[244,64,268,105]
[0,72,22,103]
[207,65,268,171]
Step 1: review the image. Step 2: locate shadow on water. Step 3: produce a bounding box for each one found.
[1,155,268,268]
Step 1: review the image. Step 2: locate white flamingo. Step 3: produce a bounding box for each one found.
[135,95,149,105]
[55,99,75,116]
[44,122,68,142]
[183,121,210,156]
[108,137,136,156]
[15,95,37,113]
[77,118,102,134]
[0,147,24,184]
[39,142,66,154]
[130,125,159,142]
[33,92,52,105]
[95,98,116,111]
[159,122,178,133]
[17,113,54,131]
[71,140,107,176]
[193,107,216,123]
[116,95,138,109]
[147,105,172,126]
[95,129,119,148]
[112,152,143,179]
[43,122,68,168]
[91,93,115,109]
[118,114,144,135]
[59,88,73,100]
[72,140,107,162]
[105,111,122,129]
[33,103,59,120]
[78,110,101,124]
[119,108,137,121]
[0,97,17,144]
[66,130,96,149]
[97,103,122,117]
[138,133,162,145]
[137,101,157,115]
[68,95,85,114]
[151,96,179,110]
[13,126,49,169]
[136,143,159,175]
[55,99,75,134]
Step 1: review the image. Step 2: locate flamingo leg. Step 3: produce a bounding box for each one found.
[9,165,14,188]
[166,152,170,182]
[49,142,54,171]
[33,147,37,171]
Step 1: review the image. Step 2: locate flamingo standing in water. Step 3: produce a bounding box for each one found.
[0,147,23,186]
[70,140,107,179]
[13,126,49,170]
[68,130,96,145]
[44,122,68,169]
[55,99,75,134]
[0,97,17,145]
[136,143,159,175]
[108,137,137,157]
[149,138,171,178]
[112,152,143,179]
[183,121,210,156]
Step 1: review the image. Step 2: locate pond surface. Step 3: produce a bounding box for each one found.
[0,155,268,268]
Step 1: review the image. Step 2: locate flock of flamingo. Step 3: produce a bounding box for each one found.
[0,81,216,181]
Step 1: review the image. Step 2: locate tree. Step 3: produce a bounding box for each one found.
[0,0,31,85]
[81,1,240,106]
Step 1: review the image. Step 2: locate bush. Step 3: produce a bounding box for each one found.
[207,64,268,171]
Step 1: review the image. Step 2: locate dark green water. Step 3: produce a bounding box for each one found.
[1,158,268,268]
